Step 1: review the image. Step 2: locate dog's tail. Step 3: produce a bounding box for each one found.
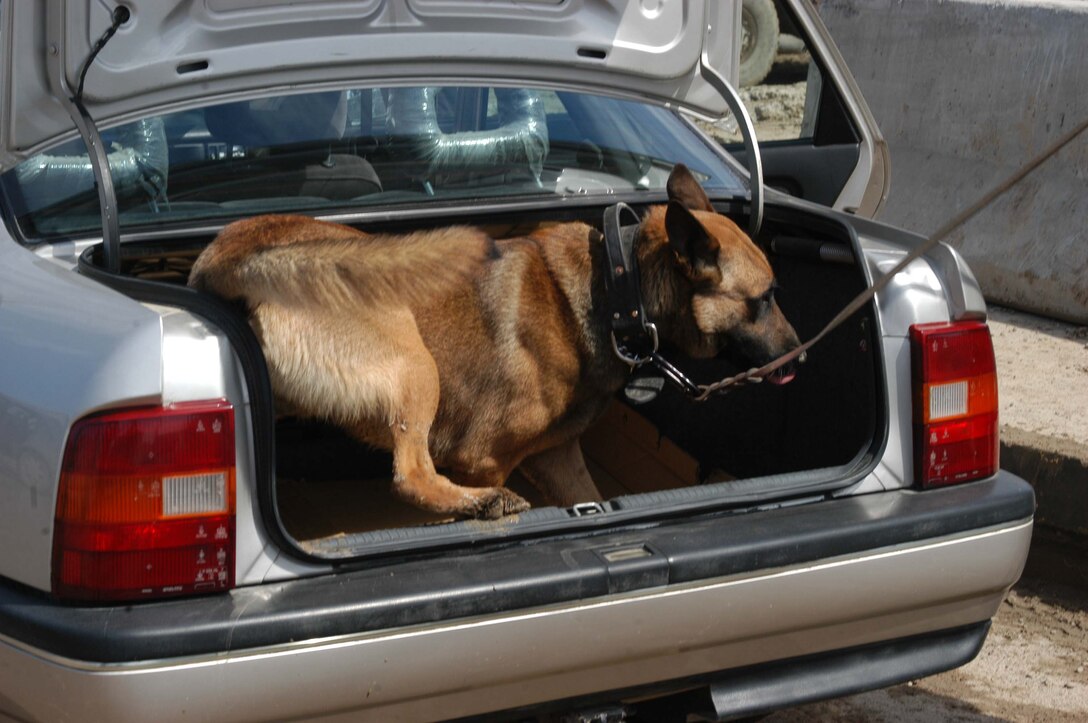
[189,214,495,310]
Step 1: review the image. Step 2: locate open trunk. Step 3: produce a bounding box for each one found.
[83,199,882,561]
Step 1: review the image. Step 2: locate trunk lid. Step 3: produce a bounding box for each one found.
[0,0,742,171]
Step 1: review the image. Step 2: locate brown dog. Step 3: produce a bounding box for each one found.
[189,165,801,519]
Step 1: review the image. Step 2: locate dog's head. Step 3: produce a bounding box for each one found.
[654,164,803,385]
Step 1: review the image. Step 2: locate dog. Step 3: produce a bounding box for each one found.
[188,164,802,519]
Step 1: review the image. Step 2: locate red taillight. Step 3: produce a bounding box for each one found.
[53,400,236,602]
[910,321,999,488]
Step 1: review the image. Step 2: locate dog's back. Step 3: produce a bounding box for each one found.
[189,214,495,312]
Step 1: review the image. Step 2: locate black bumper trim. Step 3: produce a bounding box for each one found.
[0,474,1033,664]
[465,622,990,722]
[706,622,989,719]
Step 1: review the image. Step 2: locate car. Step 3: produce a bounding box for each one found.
[0,1,1033,721]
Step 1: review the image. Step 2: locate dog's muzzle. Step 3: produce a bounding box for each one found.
[761,349,806,386]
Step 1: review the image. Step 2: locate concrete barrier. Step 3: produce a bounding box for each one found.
[819,0,1088,324]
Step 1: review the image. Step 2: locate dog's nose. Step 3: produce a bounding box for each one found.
[798,350,807,365]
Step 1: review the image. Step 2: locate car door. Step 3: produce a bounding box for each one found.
[722,0,890,218]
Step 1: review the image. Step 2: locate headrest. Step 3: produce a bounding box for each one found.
[204,91,347,148]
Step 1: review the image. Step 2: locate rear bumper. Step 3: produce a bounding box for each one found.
[0,474,1033,721]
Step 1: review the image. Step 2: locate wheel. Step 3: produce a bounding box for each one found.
[739,0,779,87]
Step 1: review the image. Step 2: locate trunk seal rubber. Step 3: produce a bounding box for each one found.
[73,195,888,565]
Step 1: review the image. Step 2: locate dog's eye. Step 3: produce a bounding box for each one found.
[746,283,778,319]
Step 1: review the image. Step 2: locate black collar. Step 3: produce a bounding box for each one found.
[602,203,702,398]
[602,203,656,364]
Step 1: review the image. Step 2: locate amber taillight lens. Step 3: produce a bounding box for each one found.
[53,401,236,601]
[910,322,999,488]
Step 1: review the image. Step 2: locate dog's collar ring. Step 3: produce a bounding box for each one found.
[611,322,658,367]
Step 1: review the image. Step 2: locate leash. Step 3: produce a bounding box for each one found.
[606,115,1088,402]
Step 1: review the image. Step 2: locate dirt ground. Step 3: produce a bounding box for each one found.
[763,576,1088,722]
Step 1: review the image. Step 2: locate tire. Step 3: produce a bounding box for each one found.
[739,0,779,87]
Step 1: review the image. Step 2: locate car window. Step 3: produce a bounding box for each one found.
[696,35,821,145]
[2,86,746,241]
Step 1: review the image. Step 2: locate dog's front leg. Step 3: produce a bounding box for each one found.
[354,323,529,521]
[517,438,603,508]
[390,421,529,520]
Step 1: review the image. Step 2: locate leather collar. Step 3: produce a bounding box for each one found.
[602,202,657,365]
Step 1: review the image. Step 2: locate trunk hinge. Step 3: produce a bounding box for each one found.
[54,5,131,274]
[699,23,764,239]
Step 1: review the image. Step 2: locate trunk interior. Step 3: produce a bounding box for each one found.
[104,202,881,558]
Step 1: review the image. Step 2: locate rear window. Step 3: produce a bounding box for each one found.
[1,86,746,241]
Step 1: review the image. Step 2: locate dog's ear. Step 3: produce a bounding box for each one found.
[667,163,714,212]
[666,200,722,284]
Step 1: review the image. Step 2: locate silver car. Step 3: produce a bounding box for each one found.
[0,1,1032,721]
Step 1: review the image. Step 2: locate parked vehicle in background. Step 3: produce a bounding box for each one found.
[740,0,808,86]
[0,1,1032,720]
[741,0,781,86]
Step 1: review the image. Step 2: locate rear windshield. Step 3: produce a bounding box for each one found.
[2,86,745,241]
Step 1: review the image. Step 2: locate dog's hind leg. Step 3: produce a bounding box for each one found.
[517,438,603,508]
[260,301,527,520]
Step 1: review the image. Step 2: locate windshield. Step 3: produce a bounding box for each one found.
[2,86,746,240]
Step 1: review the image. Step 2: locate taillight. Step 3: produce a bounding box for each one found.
[910,321,999,488]
[53,400,236,602]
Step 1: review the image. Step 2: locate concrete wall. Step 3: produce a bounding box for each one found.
[819,0,1088,324]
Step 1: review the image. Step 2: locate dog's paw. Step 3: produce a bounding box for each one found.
[472,488,531,520]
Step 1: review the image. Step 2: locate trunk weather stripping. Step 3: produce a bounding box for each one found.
[54,5,130,274]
